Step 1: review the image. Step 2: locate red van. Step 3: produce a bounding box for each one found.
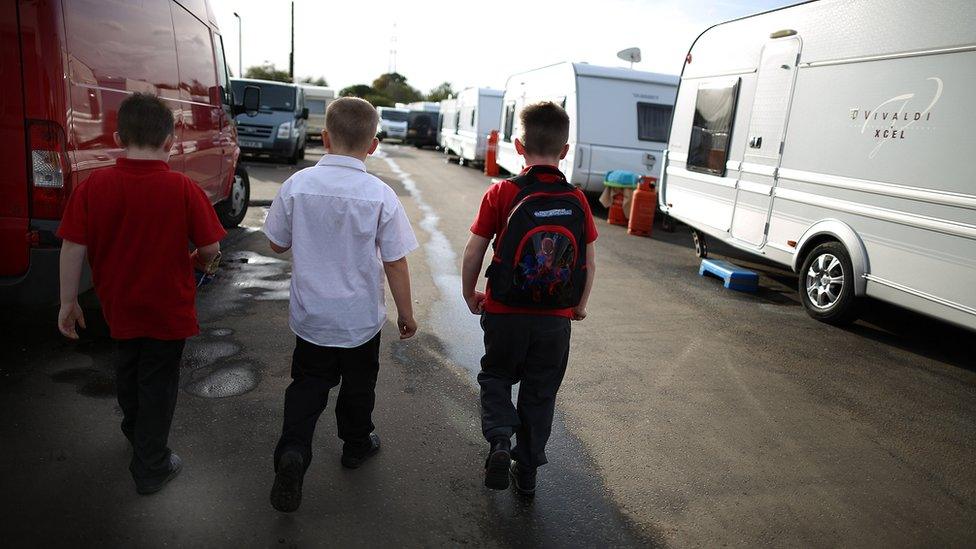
[0,0,258,304]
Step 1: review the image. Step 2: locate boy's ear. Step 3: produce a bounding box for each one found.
[559,143,570,160]
[366,137,379,156]
[514,137,525,156]
[322,131,332,152]
[162,134,175,152]
[112,132,124,148]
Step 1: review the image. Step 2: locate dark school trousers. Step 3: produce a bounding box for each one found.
[274,333,381,470]
[478,312,571,469]
[116,338,186,482]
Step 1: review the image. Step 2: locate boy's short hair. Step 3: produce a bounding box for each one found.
[326,97,379,152]
[519,101,570,157]
[117,93,174,149]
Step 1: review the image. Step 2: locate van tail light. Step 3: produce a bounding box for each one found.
[29,120,71,220]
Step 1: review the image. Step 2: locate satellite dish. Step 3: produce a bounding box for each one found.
[617,47,641,68]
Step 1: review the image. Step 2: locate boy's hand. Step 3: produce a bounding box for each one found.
[464,291,486,315]
[572,305,587,321]
[58,301,87,339]
[397,315,418,339]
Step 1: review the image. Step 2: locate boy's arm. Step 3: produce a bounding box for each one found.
[383,256,417,339]
[269,241,290,254]
[573,242,597,321]
[191,241,221,270]
[58,240,88,339]
[461,234,491,314]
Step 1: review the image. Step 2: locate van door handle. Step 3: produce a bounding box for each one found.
[749,136,763,149]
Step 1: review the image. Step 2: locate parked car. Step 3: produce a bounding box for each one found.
[445,87,504,166]
[377,107,410,141]
[0,0,258,305]
[232,78,308,164]
[301,84,335,141]
[496,63,678,192]
[658,0,976,330]
[405,110,441,148]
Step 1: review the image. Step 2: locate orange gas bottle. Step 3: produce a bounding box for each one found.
[628,176,657,237]
[484,130,499,176]
[607,189,628,226]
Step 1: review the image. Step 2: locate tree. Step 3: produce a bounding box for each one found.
[427,82,454,102]
[339,84,375,98]
[244,62,292,83]
[372,72,422,104]
[300,76,328,87]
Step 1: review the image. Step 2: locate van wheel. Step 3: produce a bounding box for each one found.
[288,147,300,165]
[799,241,859,325]
[216,166,250,228]
[298,145,306,161]
[692,230,707,258]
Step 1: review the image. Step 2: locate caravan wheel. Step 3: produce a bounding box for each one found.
[692,230,707,258]
[799,241,859,325]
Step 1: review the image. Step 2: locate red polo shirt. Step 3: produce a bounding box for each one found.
[57,158,226,340]
[470,165,598,318]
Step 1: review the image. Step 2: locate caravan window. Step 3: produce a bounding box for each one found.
[470,108,476,127]
[503,103,516,142]
[637,102,672,142]
[688,79,739,176]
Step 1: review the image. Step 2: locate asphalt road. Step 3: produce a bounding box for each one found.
[1,143,974,548]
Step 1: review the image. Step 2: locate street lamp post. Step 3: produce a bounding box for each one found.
[233,12,242,77]
[288,1,294,81]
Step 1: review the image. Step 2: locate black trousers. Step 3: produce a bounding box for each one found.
[274,333,381,470]
[478,313,571,469]
[116,338,185,481]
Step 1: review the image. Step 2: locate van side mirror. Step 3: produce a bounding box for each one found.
[300,107,309,120]
[233,85,260,117]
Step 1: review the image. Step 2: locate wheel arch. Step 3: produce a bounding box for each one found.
[792,219,869,296]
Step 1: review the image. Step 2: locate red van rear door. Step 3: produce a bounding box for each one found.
[0,2,29,277]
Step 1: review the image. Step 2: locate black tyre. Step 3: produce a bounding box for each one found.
[216,166,250,228]
[287,146,299,165]
[692,230,707,258]
[798,241,859,325]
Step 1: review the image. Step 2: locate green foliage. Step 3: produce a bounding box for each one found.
[372,72,423,104]
[300,76,329,87]
[339,84,375,98]
[427,82,454,102]
[244,62,292,83]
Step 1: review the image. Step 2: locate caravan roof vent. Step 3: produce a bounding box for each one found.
[770,29,797,38]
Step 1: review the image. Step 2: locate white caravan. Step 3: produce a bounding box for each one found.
[445,87,504,164]
[438,98,458,150]
[658,0,976,330]
[300,85,335,140]
[496,62,678,193]
[377,106,410,141]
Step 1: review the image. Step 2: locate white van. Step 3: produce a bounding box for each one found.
[658,0,976,330]
[446,87,504,165]
[300,85,334,141]
[496,62,678,193]
[377,106,410,141]
[438,98,458,150]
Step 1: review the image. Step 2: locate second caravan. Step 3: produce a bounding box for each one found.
[444,87,504,165]
[496,62,678,193]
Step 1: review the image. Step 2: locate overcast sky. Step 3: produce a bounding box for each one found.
[211,0,796,93]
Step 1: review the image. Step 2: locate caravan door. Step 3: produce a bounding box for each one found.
[730,36,801,246]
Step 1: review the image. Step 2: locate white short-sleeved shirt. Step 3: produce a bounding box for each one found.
[263,154,418,348]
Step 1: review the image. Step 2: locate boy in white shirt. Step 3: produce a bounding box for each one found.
[264,97,419,513]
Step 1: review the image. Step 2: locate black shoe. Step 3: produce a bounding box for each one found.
[135,453,183,495]
[484,437,511,490]
[270,451,305,513]
[510,461,536,497]
[341,433,381,469]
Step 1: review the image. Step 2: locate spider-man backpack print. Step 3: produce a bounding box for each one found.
[486,166,588,309]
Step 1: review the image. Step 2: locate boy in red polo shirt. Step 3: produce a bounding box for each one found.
[461,101,598,496]
[57,93,226,495]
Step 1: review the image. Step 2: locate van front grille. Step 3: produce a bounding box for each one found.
[237,124,274,138]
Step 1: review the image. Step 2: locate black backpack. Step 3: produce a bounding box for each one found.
[485,166,588,309]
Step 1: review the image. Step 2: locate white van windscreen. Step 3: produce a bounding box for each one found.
[637,103,672,142]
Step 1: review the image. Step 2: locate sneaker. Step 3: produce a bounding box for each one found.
[341,433,381,469]
[135,453,183,495]
[270,451,305,513]
[510,460,536,497]
[484,437,511,490]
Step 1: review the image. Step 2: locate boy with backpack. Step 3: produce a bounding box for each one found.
[264,97,419,513]
[461,101,598,496]
[57,93,226,495]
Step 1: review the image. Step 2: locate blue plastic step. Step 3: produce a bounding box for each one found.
[699,258,759,292]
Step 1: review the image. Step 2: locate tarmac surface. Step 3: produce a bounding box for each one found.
[1,143,974,547]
